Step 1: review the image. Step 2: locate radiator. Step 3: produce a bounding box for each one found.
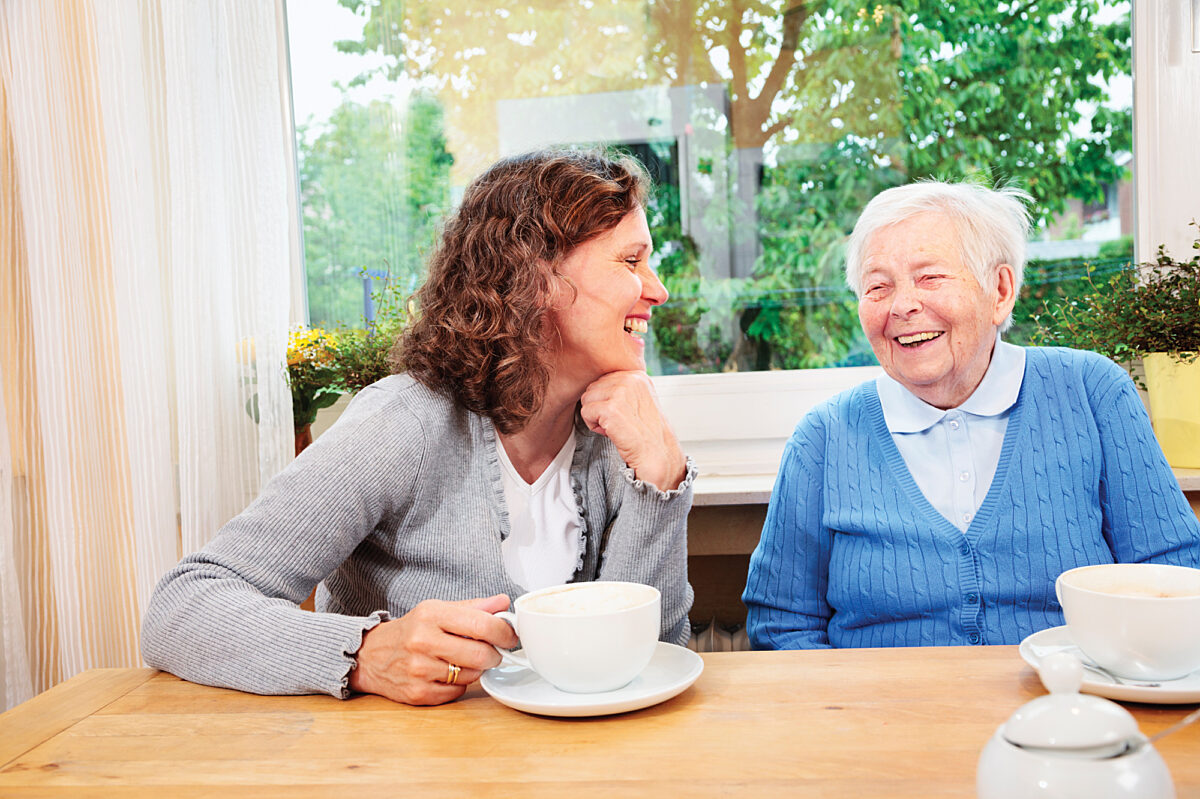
[686,618,751,652]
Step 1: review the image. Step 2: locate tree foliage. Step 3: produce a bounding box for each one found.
[892,0,1131,216]
[334,0,651,178]
[310,0,1131,371]
[298,92,452,326]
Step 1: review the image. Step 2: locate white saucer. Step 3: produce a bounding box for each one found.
[480,641,703,717]
[1019,626,1200,704]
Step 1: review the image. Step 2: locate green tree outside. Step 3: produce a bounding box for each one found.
[305,0,1131,373]
[298,92,453,327]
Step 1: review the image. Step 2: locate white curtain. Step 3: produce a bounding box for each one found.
[0,0,295,710]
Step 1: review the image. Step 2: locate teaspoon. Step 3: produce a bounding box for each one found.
[1116,706,1200,757]
[1147,706,1200,745]
[1077,656,1160,688]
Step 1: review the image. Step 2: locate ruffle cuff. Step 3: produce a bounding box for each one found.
[337,609,392,699]
[620,455,697,501]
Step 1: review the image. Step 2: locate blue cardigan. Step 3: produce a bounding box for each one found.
[743,347,1200,650]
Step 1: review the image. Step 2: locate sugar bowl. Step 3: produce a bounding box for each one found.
[977,651,1175,798]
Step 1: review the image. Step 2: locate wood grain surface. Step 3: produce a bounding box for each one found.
[1,647,1197,797]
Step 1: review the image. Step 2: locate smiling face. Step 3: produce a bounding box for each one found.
[857,212,1016,409]
[550,206,666,389]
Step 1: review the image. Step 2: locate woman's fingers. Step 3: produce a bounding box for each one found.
[398,671,470,706]
[580,372,655,448]
[407,598,517,666]
[414,620,506,673]
[441,595,520,650]
[348,595,516,705]
[580,371,686,491]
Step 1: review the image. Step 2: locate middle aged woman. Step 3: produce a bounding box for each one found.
[743,179,1200,650]
[142,149,696,705]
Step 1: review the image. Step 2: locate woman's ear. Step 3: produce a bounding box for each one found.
[992,263,1017,325]
[547,264,576,311]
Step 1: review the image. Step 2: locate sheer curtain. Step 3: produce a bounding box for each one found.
[0,0,295,710]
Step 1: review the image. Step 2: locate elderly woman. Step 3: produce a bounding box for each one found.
[142,149,695,704]
[743,180,1200,650]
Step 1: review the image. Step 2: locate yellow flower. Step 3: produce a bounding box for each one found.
[286,326,344,432]
[287,327,337,366]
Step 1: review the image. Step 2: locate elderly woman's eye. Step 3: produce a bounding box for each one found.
[625,258,640,271]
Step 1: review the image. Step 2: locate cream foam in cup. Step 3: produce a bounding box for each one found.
[1056,563,1200,681]
[494,581,661,694]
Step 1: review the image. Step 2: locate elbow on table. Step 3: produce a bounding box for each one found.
[744,609,833,651]
[139,566,204,671]
[139,584,177,670]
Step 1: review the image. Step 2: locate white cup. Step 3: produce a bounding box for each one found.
[1056,563,1200,681]
[494,581,661,693]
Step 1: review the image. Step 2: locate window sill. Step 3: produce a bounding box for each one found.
[694,468,1200,507]
[693,473,775,506]
[1176,468,1200,492]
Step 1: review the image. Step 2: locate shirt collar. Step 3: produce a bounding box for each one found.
[876,338,1026,434]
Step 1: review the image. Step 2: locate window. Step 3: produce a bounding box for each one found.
[285,1,1133,379]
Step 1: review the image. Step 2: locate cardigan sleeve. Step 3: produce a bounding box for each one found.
[743,412,835,650]
[1089,357,1200,566]
[140,384,424,698]
[592,457,698,647]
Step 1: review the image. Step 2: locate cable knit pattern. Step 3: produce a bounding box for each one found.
[744,347,1200,650]
[142,374,696,698]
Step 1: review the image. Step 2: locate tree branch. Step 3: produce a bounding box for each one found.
[744,2,812,129]
[727,0,749,103]
[651,0,725,86]
[761,114,794,141]
[1003,0,1043,27]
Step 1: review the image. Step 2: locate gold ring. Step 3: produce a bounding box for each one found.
[445,662,461,686]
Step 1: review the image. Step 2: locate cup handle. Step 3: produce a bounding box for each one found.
[1055,577,1063,606]
[492,610,531,669]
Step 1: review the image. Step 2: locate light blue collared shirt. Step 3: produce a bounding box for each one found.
[876,339,1026,532]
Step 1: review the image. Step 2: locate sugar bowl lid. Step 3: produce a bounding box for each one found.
[1002,651,1138,756]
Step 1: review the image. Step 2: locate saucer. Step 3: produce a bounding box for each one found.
[1019,626,1200,704]
[480,641,703,717]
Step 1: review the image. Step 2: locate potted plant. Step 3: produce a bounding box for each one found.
[332,284,407,395]
[289,278,411,456]
[287,327,344,454]
[1032,225,1200,468]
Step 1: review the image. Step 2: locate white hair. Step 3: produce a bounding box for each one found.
[844,180,1033,331]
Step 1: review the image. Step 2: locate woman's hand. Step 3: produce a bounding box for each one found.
[348,594,518,705]
[580,371,687,492]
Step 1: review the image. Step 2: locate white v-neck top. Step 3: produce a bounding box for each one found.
[498,428,581,592]
[875,338,1026,532]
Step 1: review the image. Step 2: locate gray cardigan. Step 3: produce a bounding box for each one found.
[141,375,696,698]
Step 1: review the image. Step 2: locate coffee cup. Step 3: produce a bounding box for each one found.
[494,581,661,693]
[1056,563,1200,681]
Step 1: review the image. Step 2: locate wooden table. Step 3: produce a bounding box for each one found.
[2,646,1197,797]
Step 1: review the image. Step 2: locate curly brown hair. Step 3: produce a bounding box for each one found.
[398,148,649,433]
